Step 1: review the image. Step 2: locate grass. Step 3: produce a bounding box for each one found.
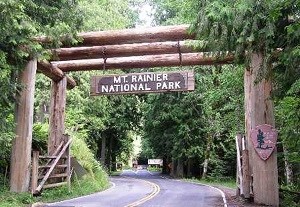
[0,171,109,207]
[184,177,237,189]
[109,170,122,176]
[147,166,162,172]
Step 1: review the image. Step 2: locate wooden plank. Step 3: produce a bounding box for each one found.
[90,70,195,95]
[37,61,76,89]
[38,173,68,180]
[35,25,195,46]
[52,41,200,61]
[244,53,279,206]
[43,182,67,189]
[66,140,71,192]
[10,59,37,192]
[31,151,39,194]
[39,164,68,169]
[48,78,67,155]
[51,53,234,72]
[36,139,72,193]
[39,155,67,159]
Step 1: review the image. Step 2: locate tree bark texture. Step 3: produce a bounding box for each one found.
[244,53,279,206]
[37,61,76,89]
[283,145,294,184]
[176,158,184,178]
[100,137,106,167]
[51,53,234,72]
[52,41,199,61]
[10,59,37,192]
[36,25,195,46]
[48,77,67,155]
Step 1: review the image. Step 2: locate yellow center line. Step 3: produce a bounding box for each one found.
[124,179,160,207]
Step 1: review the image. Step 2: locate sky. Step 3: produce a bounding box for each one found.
[136,3,154,28]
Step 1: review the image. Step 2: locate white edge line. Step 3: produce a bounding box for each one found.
[47,181,116,206]
[183,180,228,207]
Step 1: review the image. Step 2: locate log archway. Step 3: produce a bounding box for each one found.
[12,24,278,207]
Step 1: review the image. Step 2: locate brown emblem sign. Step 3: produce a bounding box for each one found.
[250,124,278,161]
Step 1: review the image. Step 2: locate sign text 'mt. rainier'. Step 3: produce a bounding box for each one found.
[90,71,195,95]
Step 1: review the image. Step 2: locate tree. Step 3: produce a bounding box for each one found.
[192,0,299,205]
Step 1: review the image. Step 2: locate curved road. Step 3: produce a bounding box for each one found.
[47,170,225,207]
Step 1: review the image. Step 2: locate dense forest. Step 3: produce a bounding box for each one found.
[0,0,299,206]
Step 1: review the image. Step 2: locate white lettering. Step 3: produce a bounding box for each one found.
[109,85,115,92]
[124,84,130,91]
[145,83,151,90]
[137,75,144,82]
[175,81,181,89]
[132,75,137,82]
[138,83,144,90]
[114,76,121,84]
[157,74,162,81]
[156,82,162,89]
[101,85,108,92]
[169,82,174,89]
[163,74,168,81]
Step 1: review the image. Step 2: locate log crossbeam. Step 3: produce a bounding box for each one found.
[35,25,194,46]
[37,60,76,89]
[51,52,234,72]
[52,41,202,61]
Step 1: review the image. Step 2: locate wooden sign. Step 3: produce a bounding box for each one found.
[250,124,278,161]
[90,71,194,95]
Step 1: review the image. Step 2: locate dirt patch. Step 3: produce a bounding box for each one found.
[215,186,266,207]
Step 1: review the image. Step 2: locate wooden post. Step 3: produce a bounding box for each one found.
[66,135,71,192]
[235,134,243,196]
[48,77,67,155]
[10,59,37,192]
[242,148,250,199]
[31,151,39,194]
[244,53,279,206]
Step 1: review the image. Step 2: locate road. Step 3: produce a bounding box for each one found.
[47,170,226,207]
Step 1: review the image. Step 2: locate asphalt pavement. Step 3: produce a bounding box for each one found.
[46,169,225,207]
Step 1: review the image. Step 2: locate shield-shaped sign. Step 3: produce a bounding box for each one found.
[250,124,278,161]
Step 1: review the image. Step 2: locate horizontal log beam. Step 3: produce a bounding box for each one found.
[52,41,201,61]
[35,25,195,46]
[51,53,234,72]
[37,61,76,89]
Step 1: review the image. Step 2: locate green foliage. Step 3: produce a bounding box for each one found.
[148,0,198,25]
[186,177,236,189]
[79,0,139,31]
[142,65,244,178]
[32,122,48,154]
[69,130,107,176]
[0,171,109,207]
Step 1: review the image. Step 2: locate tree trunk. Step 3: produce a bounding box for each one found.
[162,156,169,174]
[177,158,184,178]
[48,77,67,155]
[100,136,106,167]
[187,158,192,177]
[202,134,212,179]
[244,53,279,206]
[170,159,177,177]
[283,145,293,184]
[10,59,37,192]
